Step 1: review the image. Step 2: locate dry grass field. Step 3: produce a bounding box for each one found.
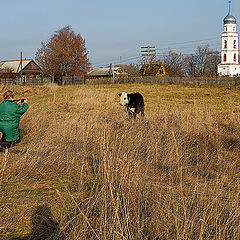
[0,83,240,239]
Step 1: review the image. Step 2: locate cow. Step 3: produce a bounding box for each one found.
[118,92,144,119]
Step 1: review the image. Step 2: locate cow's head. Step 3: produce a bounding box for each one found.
[118,92,129,106]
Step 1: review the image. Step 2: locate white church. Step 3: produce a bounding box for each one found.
[218,1,240,77]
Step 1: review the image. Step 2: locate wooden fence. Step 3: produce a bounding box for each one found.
[0,77,52,85]
[0,76,239,87]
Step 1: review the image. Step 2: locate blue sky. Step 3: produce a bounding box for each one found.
[1,0,240,68]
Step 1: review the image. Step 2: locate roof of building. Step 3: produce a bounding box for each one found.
[88,67,127,76]
[224,1,236,24]
[88,68,110,76]
[224,13,236,24]
[0,59,40,73]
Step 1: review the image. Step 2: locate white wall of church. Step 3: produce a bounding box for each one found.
[221,51,239,64]
[218,65,240,76]
[224,23,237,32]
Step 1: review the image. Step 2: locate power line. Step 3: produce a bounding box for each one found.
[155,43,221,52]
[155,37,220,49]
[91,37,221,67]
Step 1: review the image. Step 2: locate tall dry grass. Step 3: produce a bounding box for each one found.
[0,84,240,239]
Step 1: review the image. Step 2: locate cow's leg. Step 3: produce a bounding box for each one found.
[129,108,136,119]
[128,110,133,119]
[141,107,144,117]
[133,111,137,119]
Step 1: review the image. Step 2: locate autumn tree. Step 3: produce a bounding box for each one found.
[35,26,91,77]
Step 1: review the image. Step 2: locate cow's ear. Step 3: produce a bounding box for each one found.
[118,93,122,96]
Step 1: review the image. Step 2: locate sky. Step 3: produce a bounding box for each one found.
[1,0,240,68]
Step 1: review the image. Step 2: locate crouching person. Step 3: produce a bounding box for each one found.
[0,90,28,150]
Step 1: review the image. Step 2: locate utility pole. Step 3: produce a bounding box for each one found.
[112,61,115,79]
[141,46,156,65]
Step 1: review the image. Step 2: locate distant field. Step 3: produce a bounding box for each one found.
[0,83,240,239]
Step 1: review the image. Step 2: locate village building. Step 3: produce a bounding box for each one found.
[0,59,42,79]
[218,1,240,77]
[87,65,128,78]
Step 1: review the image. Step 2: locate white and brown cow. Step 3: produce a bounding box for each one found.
[118,92,144,119]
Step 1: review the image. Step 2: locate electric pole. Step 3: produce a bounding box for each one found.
[141,46,156,65]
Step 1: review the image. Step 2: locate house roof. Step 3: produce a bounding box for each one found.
[0,59,40,73]
[88,67,110,76]
[88,67,127,76]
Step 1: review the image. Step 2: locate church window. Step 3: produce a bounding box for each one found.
[224,54,227,62]
[234,54,236,62]
[234,40,237,49]
[224,40,227,48]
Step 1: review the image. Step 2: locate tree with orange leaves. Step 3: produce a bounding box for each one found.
[35,26,91,77]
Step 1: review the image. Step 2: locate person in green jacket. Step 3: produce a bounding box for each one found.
[0,90,28,149]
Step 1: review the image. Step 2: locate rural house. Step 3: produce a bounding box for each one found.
[87,66,128,78]
[0,59,42,79]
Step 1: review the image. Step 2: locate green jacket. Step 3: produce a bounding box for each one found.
[0,100,28,141]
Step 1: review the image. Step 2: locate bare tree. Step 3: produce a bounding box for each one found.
[194,45,209,76]
[163,51,184,77]
[35,26,91,77]
[205,50,220,77]
[0,67,15,79]
[184,47,220,77]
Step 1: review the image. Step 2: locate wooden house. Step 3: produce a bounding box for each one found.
[0,59,42,78]
[87,66,128,78]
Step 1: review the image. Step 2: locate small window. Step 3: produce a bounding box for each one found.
[234,54,236,62]
[224,40,227,48]
[234,40,237,49]
[224,54,227,62]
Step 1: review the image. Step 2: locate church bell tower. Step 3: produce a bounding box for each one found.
[218,1,240,76]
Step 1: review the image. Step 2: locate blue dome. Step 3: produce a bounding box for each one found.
[224,13,236,24]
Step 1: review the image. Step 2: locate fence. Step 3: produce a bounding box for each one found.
[85,76,240,87]
[0,76,239,87]
[134,76,240,87]
[62,76,85,85]
[0,77,52,85]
